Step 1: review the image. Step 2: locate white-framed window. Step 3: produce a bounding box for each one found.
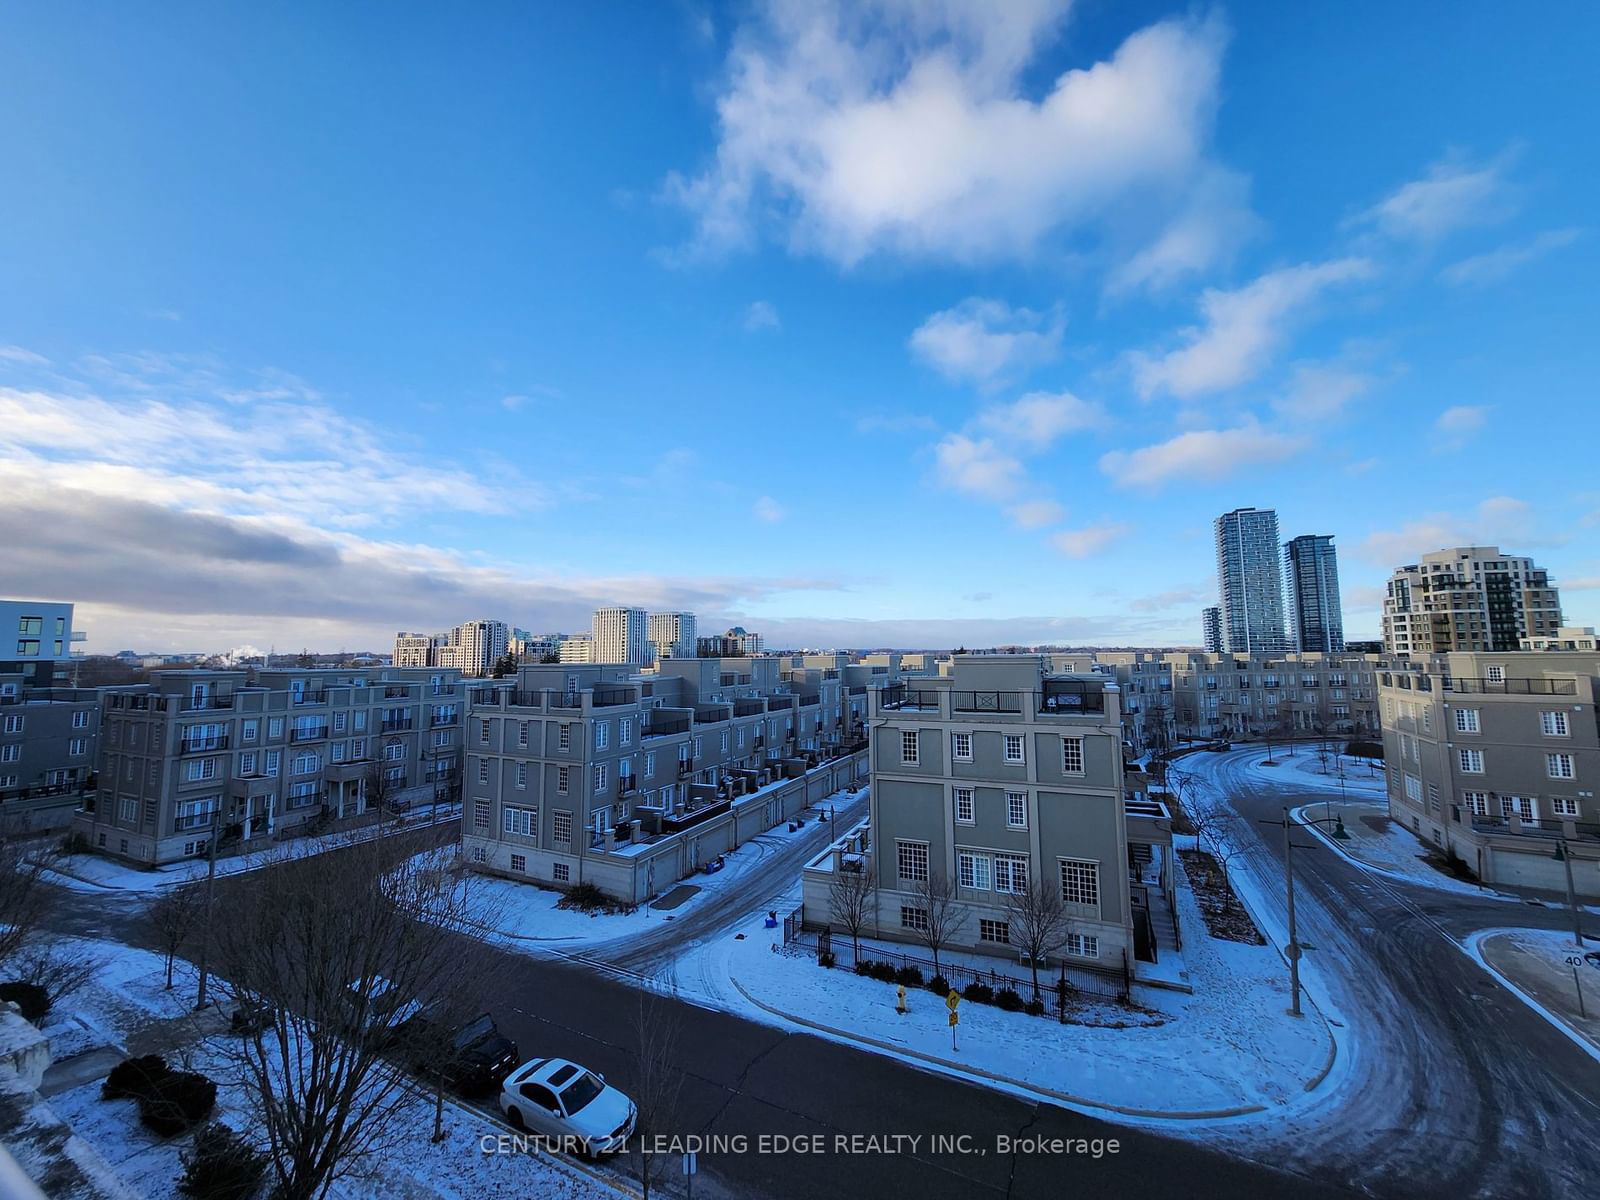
[594,763,608,794]
[1458,748,1484,774]
[1540,711,1570,737]
[978,918,1010,944]
[174,795,220,831]
[331,741,347,763]
[68,737,86,756]
[558,724,571,751]
[383,741,405,761]
[620,718,632,747]
[1059,858,1100,909]
[720,730,729,753]
[0,745,18,764]
[515,762,528,789]
[334,712,347,733]
[1464,790,1490,817]
[1485,665,1504,683]
[899,905,929,933]
[896,840,929,882]
[951,732,972,762]
[557,765,569,794]
[1551,796,1581,818]
[469,844,488,864]
[1547,753,1576,780]
[3,714,23,733]
[553,810,572,842]
[72,710,90,729]
[510,854,526,873]
[1501,794,1536,822]
[1006,790,1027,829]
[518,721,529,747]
[552,861,571,882]
[503,806,536,837]
[900,730,918,765]
[239,751,257,776]
[1064,932,1100,959]
[185,758,219,782]
[953,787,974,824]
[957,851,992,890]
[268,717,284,739]
[265,750,280,777]
[432,730,450,747]
[644,751,655,778]
[478,758,490,785]
[119,796,138,823]
[994,853,1028,894]
[1404,774,1422,802]
[474,800,490,830]
[595,722,609,751]
[351,738,366,759]
[384,765,404,783]
[478,719,491,744]
[1454,708,1480,734]
[1061,736,1084,775]
[1004,734,1024,764]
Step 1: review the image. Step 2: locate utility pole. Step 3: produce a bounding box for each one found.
[1556,838,1586,948]
[194,814,223,1010]
[1282,806,1301,1017]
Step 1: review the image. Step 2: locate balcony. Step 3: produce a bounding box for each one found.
[618,774,637,795]
[1038,680,1106,715]
[430,711,459,727]
[179,734,230,754]
[678,758,694,778]
[291,690,328,705]
[384,685,412,699]
[591,686,636,708]
[290,725,329,743]
[951,690,1023,714]
[733,699,766,717]
[181,694,234,712]
[645,716,690,737]
[694,708,729,725]
[380,718,414,733]
[1447,677,1578,696]
[880,686,941,711]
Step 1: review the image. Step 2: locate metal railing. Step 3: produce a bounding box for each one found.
[380,718,414,732]
[179,735,230,753]
[290,726,329,743]
[951,690,1023,714]
[645,716,690,737]
[1447,677,1578,696]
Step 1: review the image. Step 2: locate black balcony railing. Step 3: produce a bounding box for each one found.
[179,734,230,754]
[292,690,328,705]
[381,718,414,732]
[848,685,866,695]
[645,716,690,737]
[695,708,730,724]
[430,711,459,726]
[1447,677,1578,696]
[1039,680,1106,715]
[290,725,329,743]
[799,695,819,707]
[951,690,1023,714]
[881,686,941,710]
[733,699,766,717]
[678,758,694,778]
[181,694,234,711]
[591,686,636,708]
[384,686,411,699]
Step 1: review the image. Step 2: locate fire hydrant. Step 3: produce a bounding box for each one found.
[896,984,908,1015]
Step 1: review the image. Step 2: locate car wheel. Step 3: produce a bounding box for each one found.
[507,1107,525,1131]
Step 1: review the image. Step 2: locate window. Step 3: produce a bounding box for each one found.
[557,765,569,794]
[899,906,929,933]
[953,787,974,824]
[2,714,22,734]
[1059,859,1100,909]
[384,741,405,761]
[508,853,526,872]
[558,724,571,751]
[994,854,1028,894]
[1404,774,1422,802]
[470,844,488,864]
[620,719,632,747]
[516,721,529,747]
[1547,753,1576,780]
[553,811,572,842]
[553,862,570,882]
[69,737,86,756]
[644,752,655,778]
[979,919,1010,944]
[900,730,918,765]
[433,730,450,747]
[174,796,220,831]
[239,751,257,776]
[1551,797,1580,818]
[1485,665,1504,683]
[478,758,490,785]
[185,758,219,782]
[951,732,972,761]
[474,800,490,830]
[595,722,609,751]
[334,712,347,733]
[503,807,536,836]
[0,745,18,763]
[1540,711,1570,737]
[72,710,89,729]
[1453,708,1480,734]
[896,840,929,882]
[293,752,318,775]
[1061,736,1084,774]
[1458,748,1484,774]
[1501,794,1536,822]
[515,762,528,789]
[594,764,608,794]
[119,796,138,823]
[268,718,283,739]
[1006,791,1027,829]
[265,750,280,777]
[958,851,992,890]
[1064,933,1100,959]
[385,764,404,783]
[1004,735,1024,764]
[1464,791,1490,817]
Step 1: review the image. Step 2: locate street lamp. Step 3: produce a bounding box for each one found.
[1553,839,1587,948]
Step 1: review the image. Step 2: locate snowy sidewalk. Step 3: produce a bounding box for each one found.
[1467,928,1600,1057]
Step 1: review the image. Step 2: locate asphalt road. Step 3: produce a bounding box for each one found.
[1178,749,1600,1200]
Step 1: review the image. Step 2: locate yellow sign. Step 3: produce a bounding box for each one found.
[948,1010,959,1027]
[945,990,960,1012]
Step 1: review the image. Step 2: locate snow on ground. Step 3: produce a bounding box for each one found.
[37,803,461,894]
[36,937,201,1063]
[1291,800,1505,899]
[1463,927,1600,1061]
[1239,749,1386,799]
[673,845,1330,1117]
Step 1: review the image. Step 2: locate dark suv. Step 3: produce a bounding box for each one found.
[399,1011,520,1095]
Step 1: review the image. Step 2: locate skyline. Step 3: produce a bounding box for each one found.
[4,2,1599,653]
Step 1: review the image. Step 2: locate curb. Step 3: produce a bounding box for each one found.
[1462,929,1600,1065]
[449,1094,640,1199]
[728,975,1267,1121]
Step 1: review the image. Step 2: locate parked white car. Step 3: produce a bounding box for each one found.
[498,1057,637,1157]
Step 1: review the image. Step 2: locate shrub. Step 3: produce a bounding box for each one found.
[817,951,835,968]
[1024,998,1046,1017]
[894,965,924,988]
[962,982,994,1005]
[927,974,949,996]
[861,960,898,983]
[995,987,1024,1012]
[138,1070,217,1137]
[853,962,872,977]
[59,830,91,855]
[557,881,612,911]
[178,1123,267,1200]
[0,981,50,1024]
[102,1055,169,1101]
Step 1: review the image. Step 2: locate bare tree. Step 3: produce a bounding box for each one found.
[1169,766,1244,873]
[146,884,205,989]
[1002,879,1069,1002]
[626,991,686,1200]
[908,871,966,980]
[362,757,402,821]
[210,839,497,1200]
[0,820,57,970]
[828,859,876,966]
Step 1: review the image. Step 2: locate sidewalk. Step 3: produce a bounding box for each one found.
[1468,928,1600,1057]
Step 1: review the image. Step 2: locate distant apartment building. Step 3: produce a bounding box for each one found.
[1382,546,1563,655]
[448,620,510,676]
[558,633,595,664]
[858,655,1143,969]
[592,607,648,665]
[1284,534,1345,653]
[78,666,463,864]
[1522,626,1598,652]
[1214,507,1291,653]
[393,633,441,668]
[3,599,85,683]
[460,657,880,899]
[1,681,101,830]
[1377,652,1597,896]
[510,630,563,662]
[1201,606,1223,653]
[647,612,697,662]
[697,627,764,657]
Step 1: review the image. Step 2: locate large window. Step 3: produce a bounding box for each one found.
[1463,790,1490,817]
[503,806,537,837]
[900,730,919,765]
[1540,711,1569,737]
[594,764,608,794]
[957,851,992,891]
[951,732,972,761]
[1061,736,1084,775]
[474,800,490,830]
[896,840,929,882]
[1547,753,1575,780]
[899,906,929,933]
[1458,748,1484,774]
[1059,858,1100,910]
[1454,708,1480,734]
[1006,791,1027,829]
[1064,933,1100,959]
[1551,797,1581,818]
[978,919,1010,944]
[174,796,220,831]
[953,787,974,824]
[553,811,572,843]
[1003,735,1024,764]
[994,854,1028,894]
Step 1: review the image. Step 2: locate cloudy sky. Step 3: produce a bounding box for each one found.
[3,2,1597,653]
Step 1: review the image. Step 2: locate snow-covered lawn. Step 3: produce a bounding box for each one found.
[1238,750,1386,798]
[1465,927,1600,1058]
[682,847,1331,1117]
[1291,801,1504,899]
[36,937,201,1063]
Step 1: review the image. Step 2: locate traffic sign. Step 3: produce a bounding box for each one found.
[948,1010,958,1027]
[946,990,960,1012]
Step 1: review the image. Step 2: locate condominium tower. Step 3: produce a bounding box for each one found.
[1284,535,1345,653]
[647,612,697,662]
[1201,606,1223,653]
[592,607,648,665]
[1214,507,1290,653]
[1381,547,1563,655]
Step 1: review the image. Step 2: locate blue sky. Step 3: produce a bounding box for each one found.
[2,1,1596,653]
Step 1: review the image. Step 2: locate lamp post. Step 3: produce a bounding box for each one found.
[1553,839,1587,948]
[1261,806,1350,1018]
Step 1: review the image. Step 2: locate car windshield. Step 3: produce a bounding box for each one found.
[454,1015,495,1049]
[558,1071,605,1115]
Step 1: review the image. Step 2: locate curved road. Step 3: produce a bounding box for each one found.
[1176,749,1600,1200]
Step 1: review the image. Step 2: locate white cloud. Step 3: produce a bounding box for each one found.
[1357,495,1545,565]
[1107,165,1258,296]
[1357,151,1518,242]
[1434,404,1490,449]
[909,298,1062,387]
[0,345,49,365]
[931,434,1023,500]
[1050,522,1130,558]
[501,393,532,411]
[666,6,1244,270]
[753,495,786,522]
[1134,257,1375,398]
[1440,228,1582,286]
[1272,363,1372,421]
[744,300,782,331]
[1563,577,1600,591]
[975,390,1106,445]
[1099,425,1309,488]
[1006,499,1065,529]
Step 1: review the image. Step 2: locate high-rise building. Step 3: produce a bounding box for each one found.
[1283,535,1345,653]
[393,633,439,668]
[510,631,563,663]
[1214,507,1290,653]
[1381,546,1563,655]
[1201,606,1223,653]
[449,620,510,677]
[557,634,594,664]
[591,607,648,665]
[647,612,697,662]
[696,627,764,657]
